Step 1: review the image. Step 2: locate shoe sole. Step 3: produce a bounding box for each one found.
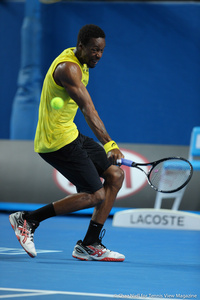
[72,254,125,262]
[9,214,36,258]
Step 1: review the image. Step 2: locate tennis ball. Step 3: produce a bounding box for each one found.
[50,97,64,110]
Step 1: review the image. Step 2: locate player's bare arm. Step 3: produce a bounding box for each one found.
[54,61,124,162]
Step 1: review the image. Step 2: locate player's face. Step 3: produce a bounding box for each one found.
[79,37,106,68]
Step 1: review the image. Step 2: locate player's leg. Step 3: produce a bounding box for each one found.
[72,135,125,261]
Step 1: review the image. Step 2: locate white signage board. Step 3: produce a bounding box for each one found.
[112,209,200,231]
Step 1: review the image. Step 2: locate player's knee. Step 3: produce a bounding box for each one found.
[104,166,124,190]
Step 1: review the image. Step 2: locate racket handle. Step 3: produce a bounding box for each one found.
[117,158,133,167]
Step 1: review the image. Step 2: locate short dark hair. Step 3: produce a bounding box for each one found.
[77,24,105,46]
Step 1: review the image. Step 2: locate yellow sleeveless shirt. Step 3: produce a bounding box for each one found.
[34,47,89,153]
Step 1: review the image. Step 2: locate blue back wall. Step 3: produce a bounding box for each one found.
[1,1,200,145]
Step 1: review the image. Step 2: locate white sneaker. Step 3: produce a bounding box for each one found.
[9,212,39,258]
[72,239,125,262]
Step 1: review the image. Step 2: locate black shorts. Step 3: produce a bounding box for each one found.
[39,133,111,193]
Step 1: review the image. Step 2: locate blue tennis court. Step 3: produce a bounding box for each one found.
[0,212,200,299]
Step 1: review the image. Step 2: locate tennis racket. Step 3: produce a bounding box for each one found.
[117,157,193,193]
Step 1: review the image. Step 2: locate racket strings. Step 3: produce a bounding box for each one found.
[149,159,192,192]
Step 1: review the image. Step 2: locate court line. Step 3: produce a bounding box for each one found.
[0,292,55,299]
[0,247,62,255]
[0,288,186,299]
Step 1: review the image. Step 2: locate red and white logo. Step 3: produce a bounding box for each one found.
[53,148,149,199]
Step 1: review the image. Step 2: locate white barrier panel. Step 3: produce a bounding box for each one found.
[112,209,200,231]
[1,140,199,210]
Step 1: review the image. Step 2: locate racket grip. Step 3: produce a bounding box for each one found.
[117,158,133,167]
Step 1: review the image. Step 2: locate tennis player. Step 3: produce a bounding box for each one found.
[9,24,125,261]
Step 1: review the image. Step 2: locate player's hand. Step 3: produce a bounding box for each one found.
[107,148,124,165]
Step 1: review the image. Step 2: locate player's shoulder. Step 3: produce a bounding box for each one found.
[57,61,82,77]
[53,47,83,84]
[54,61,82,86]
